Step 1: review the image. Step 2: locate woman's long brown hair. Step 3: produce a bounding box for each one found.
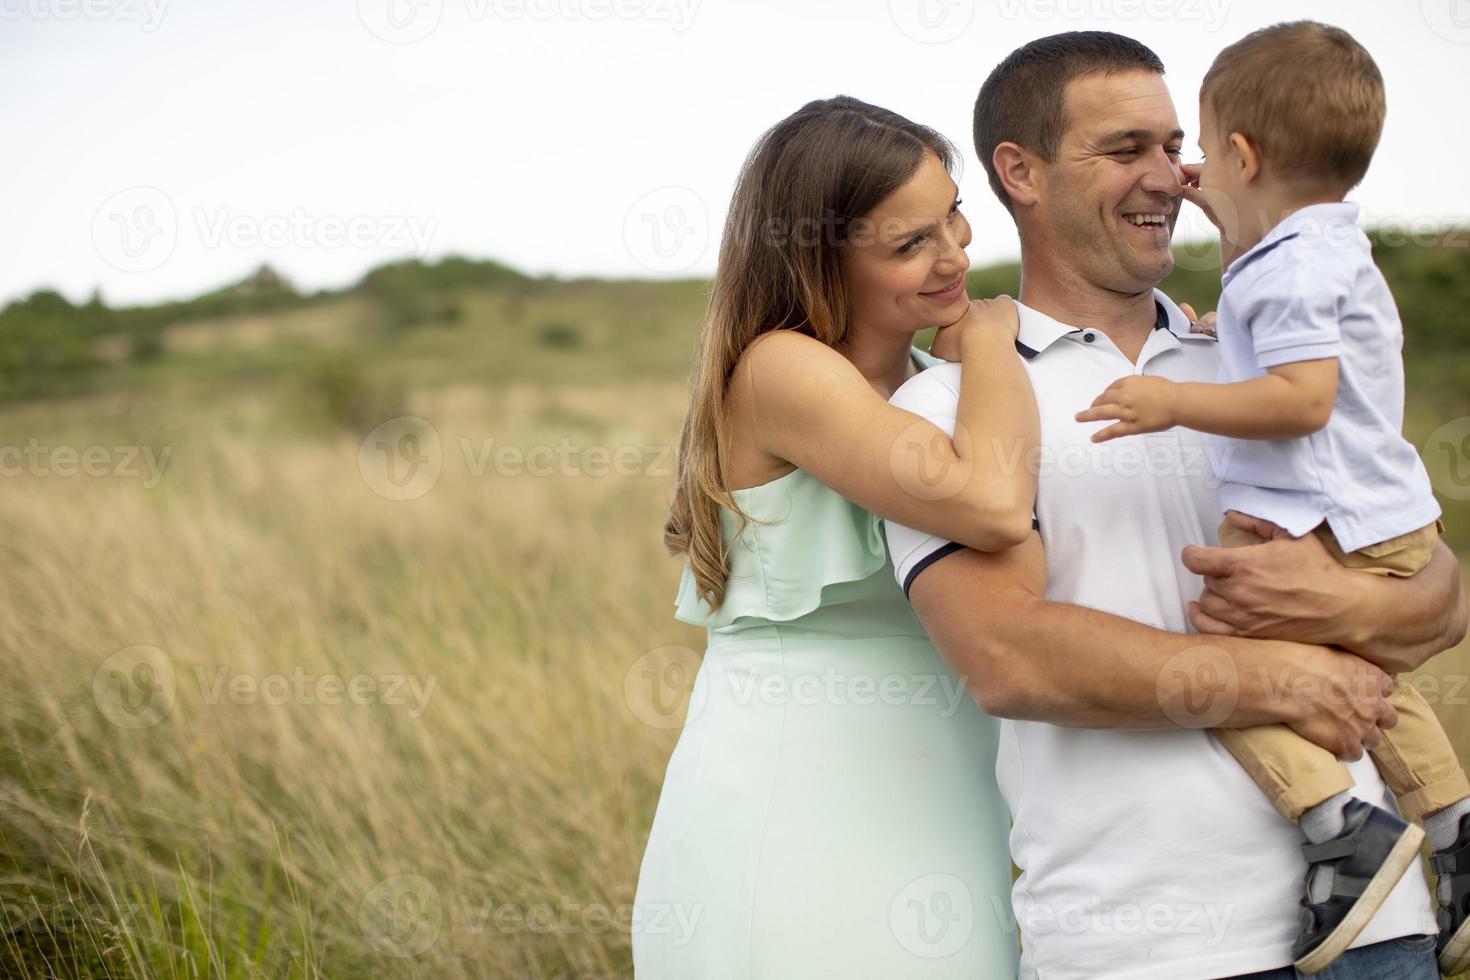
[664,96,957,610]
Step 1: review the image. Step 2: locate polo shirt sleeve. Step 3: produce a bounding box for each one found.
[883,365,970,600]
[1240,251,1344,369]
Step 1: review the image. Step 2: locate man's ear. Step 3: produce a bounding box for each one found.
[1228,132,1261,186]
[992,141,1041,210]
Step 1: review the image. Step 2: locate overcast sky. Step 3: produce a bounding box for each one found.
[6,0,1469,307]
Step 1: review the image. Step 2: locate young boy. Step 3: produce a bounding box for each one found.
[1076,21,1470,977]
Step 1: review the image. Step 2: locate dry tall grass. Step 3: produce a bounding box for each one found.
[0,379,699,978]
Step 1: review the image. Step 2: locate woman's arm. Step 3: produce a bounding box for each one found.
[1183,512,1469,674]
[740,298,1038,552]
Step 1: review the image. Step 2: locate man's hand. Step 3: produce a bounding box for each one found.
[1075,375,1179,442]
[1286,644,1399,761]
[1182,511,1349,645]
[1184,512,1468,673]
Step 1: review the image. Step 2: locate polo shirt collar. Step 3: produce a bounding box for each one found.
[1222,201,1360,287]
[1014,289,1200,359]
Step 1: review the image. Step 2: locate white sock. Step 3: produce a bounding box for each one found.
[1300,792,1353,905]
[1426,796,1470,852]
[1301,792,1353,844]
[1426,797,1470,906]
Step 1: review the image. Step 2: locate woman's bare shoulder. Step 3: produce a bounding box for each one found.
[733,329,855,395]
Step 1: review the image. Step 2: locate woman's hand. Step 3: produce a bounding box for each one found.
[929,295,1018,362]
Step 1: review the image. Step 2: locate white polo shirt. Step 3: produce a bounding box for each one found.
[885,291,1436,980]
[1211,202,1441,552]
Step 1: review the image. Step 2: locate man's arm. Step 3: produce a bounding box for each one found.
[907,532,1399,760]
[1184,511,1469,674]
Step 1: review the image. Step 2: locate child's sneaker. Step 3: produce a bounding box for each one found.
[1430,812,1470,976]
[1292,798,1426,975]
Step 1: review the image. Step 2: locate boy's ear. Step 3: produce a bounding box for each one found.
[993,141,1041,210]
[1228,132,1262,186]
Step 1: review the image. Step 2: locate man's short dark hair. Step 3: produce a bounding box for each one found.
[974,31,1166,214]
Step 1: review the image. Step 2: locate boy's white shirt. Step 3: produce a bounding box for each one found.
[1209,201,1440,552]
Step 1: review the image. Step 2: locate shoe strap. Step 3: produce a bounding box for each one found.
[1302,838,1357,863]
[1431,840,1470,875]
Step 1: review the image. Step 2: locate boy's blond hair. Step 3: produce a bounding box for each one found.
[1201,21,1384,194]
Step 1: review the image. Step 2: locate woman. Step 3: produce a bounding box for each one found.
[633,96,1038,977]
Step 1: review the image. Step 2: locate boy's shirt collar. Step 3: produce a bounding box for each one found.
[1222,201,1361,287]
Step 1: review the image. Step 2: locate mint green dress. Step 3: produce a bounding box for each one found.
[633,350,1018,978]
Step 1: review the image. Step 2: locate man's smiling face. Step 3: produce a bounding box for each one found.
[1036,69,1184,295]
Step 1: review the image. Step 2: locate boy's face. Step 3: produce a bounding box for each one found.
[1194,98,1263,255]
[1032,70,1185,295]
[1196,100,1243,208]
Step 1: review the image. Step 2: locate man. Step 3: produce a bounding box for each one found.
[884,32,1469,979]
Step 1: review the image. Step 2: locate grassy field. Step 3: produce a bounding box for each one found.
[0,373,705,978]
[0,247,1467,977]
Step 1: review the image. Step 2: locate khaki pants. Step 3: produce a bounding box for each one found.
[1212,517,1468,823]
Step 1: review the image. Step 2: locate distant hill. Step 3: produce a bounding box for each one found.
[1,237,1464,411]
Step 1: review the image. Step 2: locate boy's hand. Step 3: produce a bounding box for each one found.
[1179,162,1221,230]
[929,295,1018,361]
[1075,375,1179,441]
[1180,163,1249,268]
[1178,302,1218,339]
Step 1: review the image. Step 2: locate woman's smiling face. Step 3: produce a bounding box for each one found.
[839,150,973,339]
